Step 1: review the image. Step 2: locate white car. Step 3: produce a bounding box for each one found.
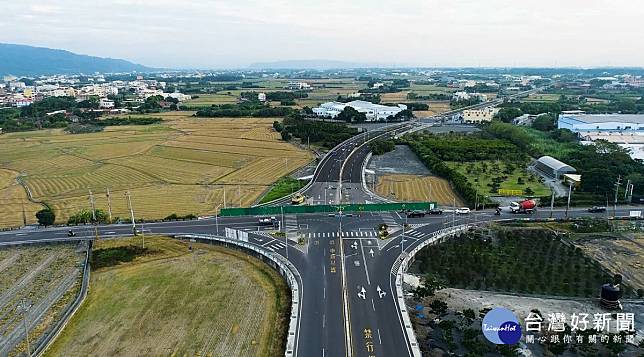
[455,207,471,215]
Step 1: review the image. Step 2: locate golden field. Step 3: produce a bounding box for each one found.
[375,174,464,207]
[0,112,313,226]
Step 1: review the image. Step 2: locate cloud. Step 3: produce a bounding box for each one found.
[0,0,642,68]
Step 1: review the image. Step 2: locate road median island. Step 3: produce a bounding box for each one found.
[44,235,290,357]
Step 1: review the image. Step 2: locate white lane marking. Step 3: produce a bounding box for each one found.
[360,239,371,285]
[386,244,400,252]
[106,231,116,234]
[15,233,26,236]
[371,298,376,311]
[377,328,382,344]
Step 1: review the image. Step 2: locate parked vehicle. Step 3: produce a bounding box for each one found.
[455,207,471,215]
[428,208,443,215]
[509,199,536,214]
[407,210,426,218]
[67,230,75,237]
[588,206,607,213]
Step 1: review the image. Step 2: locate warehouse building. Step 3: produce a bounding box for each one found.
[534,156,576,178]
[312,100,407,121]
[558,113,644,132]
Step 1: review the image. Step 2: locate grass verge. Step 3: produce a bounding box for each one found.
[45,236,290,357]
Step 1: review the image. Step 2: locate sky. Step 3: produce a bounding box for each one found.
[1,0,643,69]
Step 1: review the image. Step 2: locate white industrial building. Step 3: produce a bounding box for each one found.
[558,113,644,160]
[558,113,644,132]
[312,100,407,121]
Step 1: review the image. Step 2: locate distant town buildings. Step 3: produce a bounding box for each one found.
[0,74,189,110]
[312,100,407,121]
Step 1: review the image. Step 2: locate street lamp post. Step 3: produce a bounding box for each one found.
[215,204,221,235]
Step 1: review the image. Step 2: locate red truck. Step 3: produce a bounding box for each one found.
[509,199,536,214]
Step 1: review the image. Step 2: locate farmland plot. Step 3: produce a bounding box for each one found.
[45,237,289,357]
[0,115,312,227]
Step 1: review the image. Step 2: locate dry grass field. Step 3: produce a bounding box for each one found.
[0,112,313,226]
[45,236,289,357]
[375,174,464,207]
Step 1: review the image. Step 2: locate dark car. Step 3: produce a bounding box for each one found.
[588,206,607,213]
[407,210,426,218]
[428,208,443,215]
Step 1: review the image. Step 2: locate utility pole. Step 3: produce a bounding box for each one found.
[223,186,227,209]
[238,185,241,207]
[21,201,27,227]
[549,190,555,218]
[106,188,113,224]
[125,190,136,235]
[215,204,221,235]
[614,175,622,217]
[88,190,99,240]
[281,206,288,259]
[19,298,31,357]
[565,183,573,219]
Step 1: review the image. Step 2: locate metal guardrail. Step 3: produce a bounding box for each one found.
[176,234,302,357]
[393,224,473,357]
[35,240,92,356]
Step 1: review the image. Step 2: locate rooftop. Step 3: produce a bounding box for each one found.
[560,113,644,124]
[537,155,575,172]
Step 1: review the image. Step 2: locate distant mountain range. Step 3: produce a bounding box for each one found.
[0,43,154,76]
[249,59,399,70]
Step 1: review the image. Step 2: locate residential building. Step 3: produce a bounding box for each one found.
[99,98,115,109]
[461,107,499,124]
[257,92,267,102]
[312,100,407,121]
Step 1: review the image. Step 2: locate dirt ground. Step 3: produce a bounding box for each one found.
[573,232,644,292]
[45,236,289,357]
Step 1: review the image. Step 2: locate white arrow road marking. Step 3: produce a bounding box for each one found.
[368,248,375,257]
[376,285,386,299]
[357,286,366,300]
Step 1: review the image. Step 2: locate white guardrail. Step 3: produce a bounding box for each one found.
[394,224,473,357]
[176,234,302,357]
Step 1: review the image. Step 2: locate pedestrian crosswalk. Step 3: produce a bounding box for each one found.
[285,215,298,241]
[403,229,425,239]
[305,231,378,238]
[380,212,398,227]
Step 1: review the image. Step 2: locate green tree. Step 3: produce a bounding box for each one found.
[36,208,55,226]
[281,131,292,141]
[413,274,444,299]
